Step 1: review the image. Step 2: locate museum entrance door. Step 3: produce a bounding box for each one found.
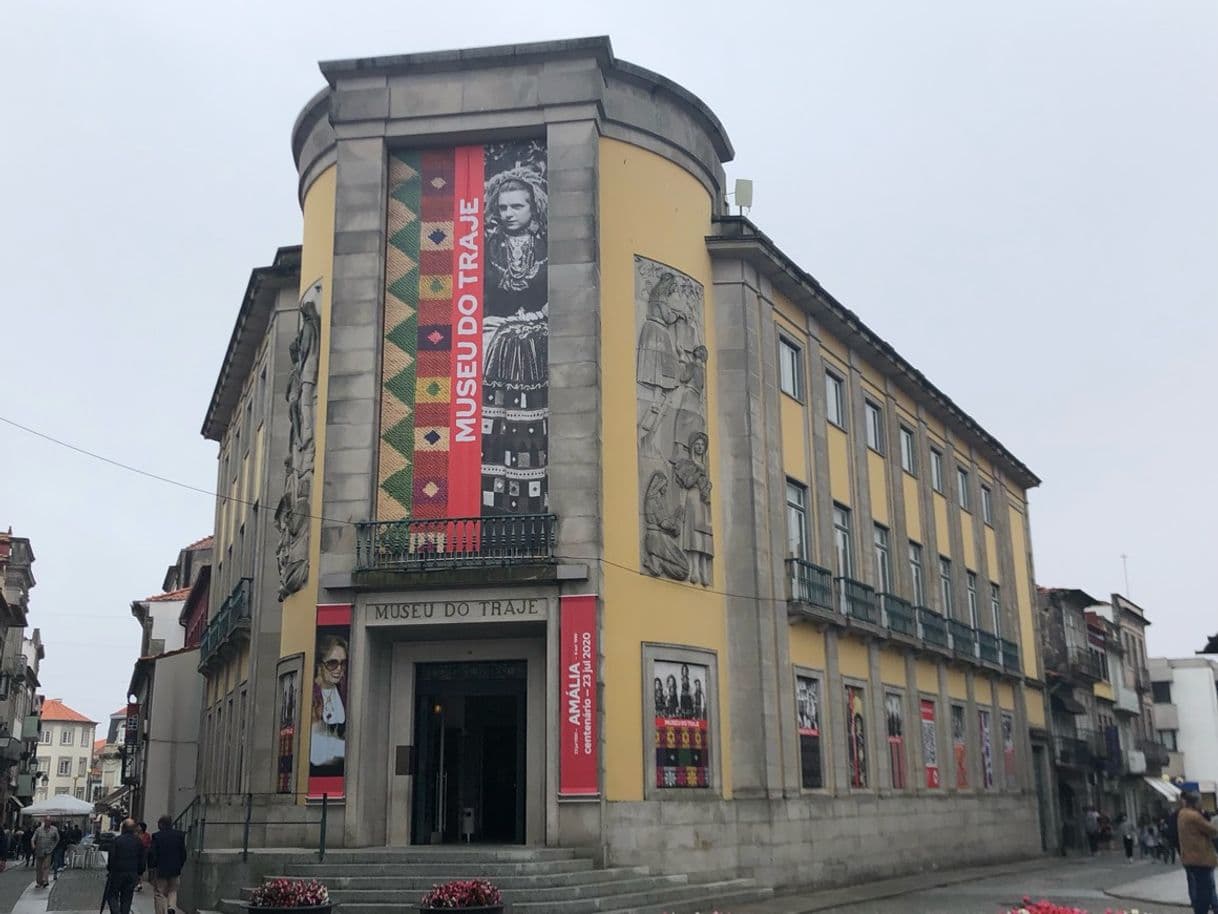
[411,660,527,844]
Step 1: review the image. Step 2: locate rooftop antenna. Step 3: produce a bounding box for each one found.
[726,178,753,217]
[1121,554,1130,597]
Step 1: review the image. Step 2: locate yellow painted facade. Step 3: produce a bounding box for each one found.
[997,682,1015,710]
[868,452,888,525]
[598,137,730,802]
[1093,681,1115,702]
[984,527,999,582]
[782,397,808,481]
[879,649,906,685]
[837,637,869,679]
[933,494,950,557]
[903,474,921,541]
[282,163,337,797]
[828,427,851,504]
[975,678,992,706]
[1007,502,1039,681]
[916,660,939,694]
[1026,687,1046,727]
[789,625,828,672]
[960,513,976,569]
[947,669,967,700]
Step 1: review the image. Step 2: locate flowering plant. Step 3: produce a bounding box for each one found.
[419,879,502,908]
[1007,900,1151,914]
[248,877,330,908]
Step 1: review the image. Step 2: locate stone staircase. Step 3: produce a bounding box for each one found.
[213,847,770,914]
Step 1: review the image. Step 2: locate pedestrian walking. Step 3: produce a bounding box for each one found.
[0,828,10,872]
[1121,815,1137,863]
[52,820,70,878]
[22,824,34,867]
[1167,808,1183,865]
[1085,807,1101,856]
[32,817,59,888]
[135,822,151,893]
[148,815,187,914]
[106,819,145,914]
[1179,791,1217,914]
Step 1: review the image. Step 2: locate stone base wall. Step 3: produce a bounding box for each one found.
[604,792,1042,888]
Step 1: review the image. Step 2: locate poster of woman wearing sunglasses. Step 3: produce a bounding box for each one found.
[309,607,351,796]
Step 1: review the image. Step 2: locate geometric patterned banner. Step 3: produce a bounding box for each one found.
[377,141,548,519]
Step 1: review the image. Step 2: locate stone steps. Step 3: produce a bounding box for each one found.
[282,859,596,877]
[262,865,652,889]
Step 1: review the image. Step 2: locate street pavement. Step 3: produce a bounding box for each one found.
[0,862,153,914]
[732,850,1194,914]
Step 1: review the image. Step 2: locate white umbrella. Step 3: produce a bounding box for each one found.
[21,794,96,816]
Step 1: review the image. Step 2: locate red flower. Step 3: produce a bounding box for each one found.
[420,879,502,908]
[249,877,330,908]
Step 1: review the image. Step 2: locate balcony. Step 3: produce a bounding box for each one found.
[949,620,975,660]
[977,630,1001,666]
[1139,738,1171,772]
[1067,646,1103,682]
[787,558,837,622]
[918,608,950,650]
[1055,735,1093,768]
[836,577,878,626]
[198,577,252,669]
[1001,639,1020,674]
[880,593,917,638]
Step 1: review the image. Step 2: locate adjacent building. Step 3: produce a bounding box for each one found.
[1150,656,1218,811]
[0,530,45,817]
[35,699,96,801]
[191,36,1050,894]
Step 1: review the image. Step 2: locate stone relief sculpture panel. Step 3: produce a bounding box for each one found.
[635,256,713,586]
[275,279,322,600]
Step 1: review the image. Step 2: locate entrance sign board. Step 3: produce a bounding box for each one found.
[559,594,598,796]
[366,596,547,625]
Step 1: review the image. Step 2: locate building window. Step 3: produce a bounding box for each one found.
[939,557,954,616]
[909,543,925,606]
[832,505,853,578]
[41,730,51,745]
[78,758,87,777]
[57,758,71,777]
[1151,681,1172,704]
[37,757,49,774]
[1158,729,1178,751]
[899,426,916,475]
[978,709,994,789]
[873,525,891,594]
[966,572,979,629]
[825,372,846,429]
[786,481,809,561]
[845,684,868,788]
[981,484,993,525]
[864,401,884,453]
[795,674,823,789]
[60,729,73,745]
[930,449,944,493]
[886,692,907,789]
[951,704,968,788]
[990,583,1002,636]
[957,467,970,511]
[75,787,85,800]
[81,730,89,747]
[779,338,804,400]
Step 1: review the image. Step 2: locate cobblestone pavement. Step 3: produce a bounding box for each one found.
[0,863,153,914]
[737,851,1193,914]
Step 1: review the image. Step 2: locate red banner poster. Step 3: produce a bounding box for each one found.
[308,603,352,800]
[921,699,940,788]
[559,595,598,796]
[449,145,484,519]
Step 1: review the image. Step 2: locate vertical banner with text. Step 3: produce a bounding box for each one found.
[921,699,940,788]
[448,145,484,520]
[559,594,598,796]
[308,603,352,800]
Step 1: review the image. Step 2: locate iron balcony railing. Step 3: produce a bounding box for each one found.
[356,515,557,571]
[1054,735,1092,768]
[1001,639,1020,673]
[199,577,252,664]
[836,577,878,625]
[1077,727,1106,761]
[977,631,1001,665]
[918,607,949,649]
[1138,738,1171,770]
[880,593,917,637]
[787,558,835,612]
[949,619,975,658]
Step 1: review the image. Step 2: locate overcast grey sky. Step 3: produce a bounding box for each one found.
[1,1,1214,725]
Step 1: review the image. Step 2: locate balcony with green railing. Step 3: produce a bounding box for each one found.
[786,558,837,623]
[199,577,252,670]
[836,577,878,625]
[918,607,950,650]
[977,630,1001,665]
[1001,639,1020,673]
[880,593,917,638]
[356,515,558,573]
[949,619,975,659]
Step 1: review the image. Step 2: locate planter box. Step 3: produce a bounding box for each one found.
[250,905,332,914]
[419,907,503,914]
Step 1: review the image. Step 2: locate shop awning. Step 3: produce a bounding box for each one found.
[1144,777,1181,802]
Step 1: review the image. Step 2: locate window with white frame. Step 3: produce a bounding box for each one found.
[873,525,892,594]
[909,543,926,606]
[930,449,944,492]
[939,557,953,616]
[981,484,993,525]
[41,729,51,744]
[779,337,804,400]
[966,572,980,629]
[825,372,846,428]
[60,729,73,745]
[78,757,87,777]
[957,467,971,511]
[990,583,1002,636]
[899,426,917,475]
[81,729,89,747]
[786,481,809,561]
[864,401,884,453]
[833,505,853,578]
[57,758,71,777]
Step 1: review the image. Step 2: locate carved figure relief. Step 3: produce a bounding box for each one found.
[275,280,322,600]
[635,256,713,586]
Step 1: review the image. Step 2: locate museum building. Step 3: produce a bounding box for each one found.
[194,36,1052,889]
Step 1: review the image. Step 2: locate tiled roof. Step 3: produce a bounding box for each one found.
[92,739,107,754]
[142,587,191,603]
[41,699,96,724]
[111,707,127,717]
[186,535,214,551]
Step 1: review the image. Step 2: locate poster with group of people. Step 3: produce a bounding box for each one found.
[796,676,822,789]
[845,685,867,788]
[653,660,709,788]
